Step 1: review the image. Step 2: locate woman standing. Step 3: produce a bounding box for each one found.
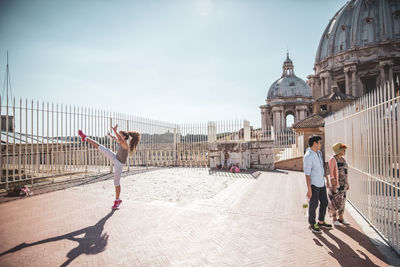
[78,125,140,209]
[328,142,350,226]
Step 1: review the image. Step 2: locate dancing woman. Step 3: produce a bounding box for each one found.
[78,125,140,209]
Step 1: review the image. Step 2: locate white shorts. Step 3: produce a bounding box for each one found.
[98,145,124,186]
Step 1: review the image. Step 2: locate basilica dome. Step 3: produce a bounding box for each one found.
[307,0,400,100]
[261,54,313,133]
[267,54,312,100]
[316,0,400,63]
[267,76,312,99]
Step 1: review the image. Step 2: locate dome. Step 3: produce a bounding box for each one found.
[267,76,312,99]
[316,0,400,63]
[267,54,312,100]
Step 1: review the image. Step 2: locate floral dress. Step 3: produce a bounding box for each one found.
[328,156,349,216]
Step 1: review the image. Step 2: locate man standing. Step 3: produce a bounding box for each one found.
[304,135,333,233]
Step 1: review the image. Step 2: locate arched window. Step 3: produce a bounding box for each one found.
[286,114,294,128]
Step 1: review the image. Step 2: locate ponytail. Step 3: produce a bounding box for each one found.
[128,131,141,155]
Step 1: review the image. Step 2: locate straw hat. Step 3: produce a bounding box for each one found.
[332,142,347,155]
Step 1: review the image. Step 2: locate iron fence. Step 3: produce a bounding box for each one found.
[325,79,400,254]
[0,97,264,188]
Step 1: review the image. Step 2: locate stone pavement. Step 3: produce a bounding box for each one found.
[0,168,393,266]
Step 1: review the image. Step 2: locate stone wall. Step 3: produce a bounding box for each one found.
[208,140,274,170]
[208,142,250,170]
[249,140,274,170]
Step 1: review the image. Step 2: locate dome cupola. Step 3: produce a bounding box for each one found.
[267,54,312,100]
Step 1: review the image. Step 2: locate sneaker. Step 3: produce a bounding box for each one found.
[310,224,322,234]
[318,221,333,229]
[333,220,341,226]
[112,199,122,209]
[78,130,86,141]
[338,219,350,225]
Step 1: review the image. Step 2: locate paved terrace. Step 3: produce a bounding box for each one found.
[0,168,397,266]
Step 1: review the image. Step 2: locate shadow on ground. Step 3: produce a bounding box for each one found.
[0,210,115,266]
[313,225,388,267]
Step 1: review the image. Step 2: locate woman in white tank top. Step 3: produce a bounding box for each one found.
[78,125,140,209]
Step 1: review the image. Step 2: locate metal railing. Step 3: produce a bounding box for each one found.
[0,93,307,190]
[250,128,274,141]
[0,97,263,188]
[273,131,304,161]
[0,97,178,188]
[250,127,304,162]
[325,79,400,254]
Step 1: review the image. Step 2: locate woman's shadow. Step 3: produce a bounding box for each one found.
[0,210,115,267]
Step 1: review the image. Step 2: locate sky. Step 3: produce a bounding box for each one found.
[0,0,348,125]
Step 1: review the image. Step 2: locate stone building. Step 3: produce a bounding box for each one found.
[291,0,400,157]
[260,54,313,133]
[307,0,400,99]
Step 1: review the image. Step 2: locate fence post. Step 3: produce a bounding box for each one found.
[207,121,216,143]
[5,96,9,189]
[109,116,113,173]
[0,96,2,188]
[173,126,177,166]
[244,120,250,141]
[126,116,129,171]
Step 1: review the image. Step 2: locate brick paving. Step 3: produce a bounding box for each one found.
[0,168,391,266]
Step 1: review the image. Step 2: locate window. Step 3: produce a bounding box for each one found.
[337,80,346,94]
[286,114,294,128]
[361,76,377,94]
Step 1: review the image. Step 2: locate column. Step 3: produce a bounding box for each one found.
[282,110,286,130]
[388,63,394,84]
[272,110,277,132]
[351,68,357,97]
[299,109,303,121]
[380,64,386,87]
[261,110,267,132]
[276,111,281,132]
[320,78,325,97]
[325,73,331,95]
[344,67,350,95]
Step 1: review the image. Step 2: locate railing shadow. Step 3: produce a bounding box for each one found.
[208,168,257,179]
[0,210,115,267]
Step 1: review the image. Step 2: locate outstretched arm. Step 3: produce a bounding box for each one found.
[107,132,117,141]
[112,125,124,142]
[111,125,129,150]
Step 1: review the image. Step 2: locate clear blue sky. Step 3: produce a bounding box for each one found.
[0,0,347,125]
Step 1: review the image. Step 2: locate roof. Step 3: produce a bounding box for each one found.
[292,113,331,129]
[316,91,356,102]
